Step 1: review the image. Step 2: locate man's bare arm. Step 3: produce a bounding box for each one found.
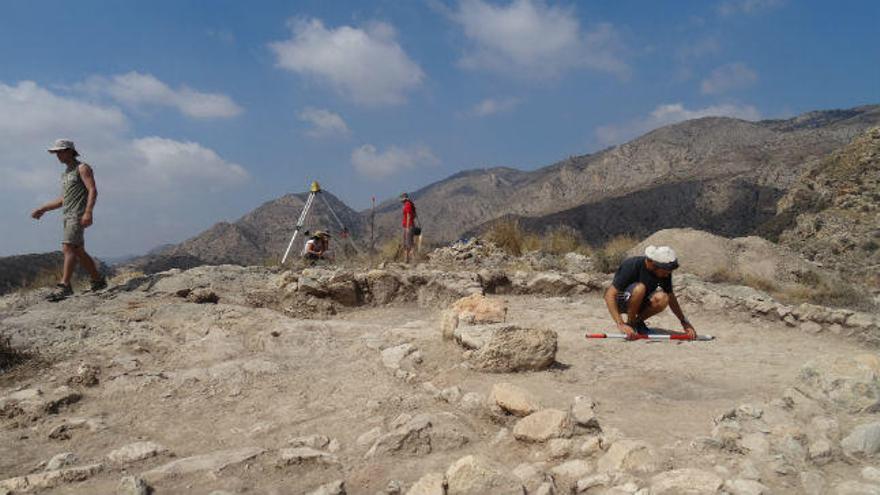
[668,292,696,337]
[604,286,636,337]
[31,197,63,219]
[78,163,97,227]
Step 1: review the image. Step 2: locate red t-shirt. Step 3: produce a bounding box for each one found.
[402,200,415,227]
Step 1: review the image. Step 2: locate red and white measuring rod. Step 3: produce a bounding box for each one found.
[586,333,715,341]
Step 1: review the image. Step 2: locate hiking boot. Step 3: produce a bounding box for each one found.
[87,277,107,293]
[631,320,651,334]
[46,283,73,302]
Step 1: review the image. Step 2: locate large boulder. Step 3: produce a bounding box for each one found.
[841,422,880,458]
[471,325,557,372]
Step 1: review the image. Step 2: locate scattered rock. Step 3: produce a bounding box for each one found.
[834,481,880,495]
[649,468,723,495]
[723,478,770,495]
[444,455,523,495]
[549,459,592,493]
[406,473,446,495]
[187,288,219,304]
[841,422,880,457]
[490,382,540,417]
[107,441,169,464]
[118,475,152,495]
[381,343,422,372]
[571,395,600,429]
[306,480,346,495]
[142,447,264,481]
[45,452,77,471]
[597,439,660,474]
[67,363,100,387]
[278,447,339,466]
[513,409,573,442]
[0,463,103,493]
[288,434,331,449]
[366,415,432,458]
[357,427,383,447]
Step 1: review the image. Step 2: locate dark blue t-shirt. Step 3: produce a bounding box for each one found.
[612,256,673,294]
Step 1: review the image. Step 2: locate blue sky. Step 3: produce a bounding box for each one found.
[1,0,878,257]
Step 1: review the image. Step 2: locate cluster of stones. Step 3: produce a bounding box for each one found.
[677,273,880,344]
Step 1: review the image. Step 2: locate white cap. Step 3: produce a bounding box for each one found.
[48,139,78,155]
[645,245,679,269]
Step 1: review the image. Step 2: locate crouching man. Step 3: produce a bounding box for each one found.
[603,245,696,340]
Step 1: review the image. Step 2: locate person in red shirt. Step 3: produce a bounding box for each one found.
[400,193,417,263]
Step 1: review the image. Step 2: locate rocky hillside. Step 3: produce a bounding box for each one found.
[133,191,364,268]
[771,127,880,288]
[137,105,880,271]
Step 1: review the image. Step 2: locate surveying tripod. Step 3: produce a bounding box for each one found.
[280,181,360,264]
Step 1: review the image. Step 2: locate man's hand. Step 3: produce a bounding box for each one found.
[80,211,93,228]
[617,321,638,340]
[31,208,45,220]
[682,320,697,339]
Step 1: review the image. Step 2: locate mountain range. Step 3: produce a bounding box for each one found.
[130,104,880,272]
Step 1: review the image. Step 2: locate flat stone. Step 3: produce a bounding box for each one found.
[445,455,522,495]
[305,480,345,495]
[0,463,103,492]
[512,409,572,442]
[724,478,770,495]
[278,447,339,466]
[597,439,660,474]
[490,382,540,417]
[650,468,723,495]
[382,343,418,370]
[472,325,557,372]
[549,459,592,493]
[406,472,445,495]
[288,434,331,449]
[357,427,383,447]
[142,447,264,481]
[366,415,432,458]
[108,441,169,464]
[45,452,77,471]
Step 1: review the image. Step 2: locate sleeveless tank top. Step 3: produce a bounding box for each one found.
[62,163,88,218]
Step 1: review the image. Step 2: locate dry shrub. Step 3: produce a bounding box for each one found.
[14,266,60,294]
[594,235,638,273]
[777,277,874,312]
[487,218,528,256]
[0,335,28,372]
[543,225,582,255]
[378,238,402,262]
[109,270,145,285]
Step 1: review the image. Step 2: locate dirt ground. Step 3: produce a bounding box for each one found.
[1,278,874,494]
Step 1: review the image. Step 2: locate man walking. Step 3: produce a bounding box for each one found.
[400,193,417,263]
[31,139,106,301]
[603,245,696,340]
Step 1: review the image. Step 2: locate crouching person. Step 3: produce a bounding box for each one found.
[603,245,696,340]
[302,231,332,262]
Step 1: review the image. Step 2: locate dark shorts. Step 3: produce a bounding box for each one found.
[62,216,84,246]
[402,227,415,250]
[615,283,662,314]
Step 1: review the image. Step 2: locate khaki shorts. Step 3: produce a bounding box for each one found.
[62,216,85,246]
[402,227,414,250]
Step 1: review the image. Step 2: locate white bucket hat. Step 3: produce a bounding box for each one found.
[645,245,679,270]
[48,139,79,155]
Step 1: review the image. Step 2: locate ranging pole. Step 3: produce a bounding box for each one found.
[585,333,714,341]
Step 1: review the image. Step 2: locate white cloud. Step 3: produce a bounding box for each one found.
[131,137,249,189]
[718,0,784,16]
[82,72,243,119]
[595,102,762,146]
[269,18,424,106]
[298,107,350,138]
[701,62,758,94]
[451,0,628,80]
[470,97,520,117]
[0,80,249,255]
[351,144,439,178]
